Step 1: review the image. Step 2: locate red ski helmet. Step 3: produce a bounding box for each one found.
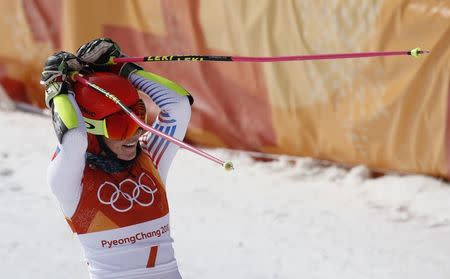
[74,72,147,140]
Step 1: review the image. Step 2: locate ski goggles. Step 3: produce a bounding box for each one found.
[84,99,148,140]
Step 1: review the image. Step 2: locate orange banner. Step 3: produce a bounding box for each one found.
[1,0,449,178]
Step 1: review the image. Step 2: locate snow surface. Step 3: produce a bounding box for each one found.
[1,109,450,279]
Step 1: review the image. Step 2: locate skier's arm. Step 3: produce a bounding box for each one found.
[47,93,87,218]
[128,71,192,184]
[41,52,86,218]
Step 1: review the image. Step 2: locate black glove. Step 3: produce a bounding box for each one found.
[40,51,82,108]
[76,38,142,78]
[76,38,122,65]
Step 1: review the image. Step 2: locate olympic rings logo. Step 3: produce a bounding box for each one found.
[97,173,158,213]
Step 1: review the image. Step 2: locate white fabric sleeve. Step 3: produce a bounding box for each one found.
[128,73,191,184]
[47,94,87,218]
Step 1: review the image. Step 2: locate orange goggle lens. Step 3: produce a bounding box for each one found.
[104,99,147,140]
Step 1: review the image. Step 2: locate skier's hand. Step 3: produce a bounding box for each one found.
[40,51,82,108]
[76,38,122,65]
[76,38,142,78]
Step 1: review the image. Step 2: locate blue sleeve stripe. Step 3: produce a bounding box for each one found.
[149,125,166,155]
[159,101,177,108]
[155,97,173,106]
[151,89,167,102]
[155,125,177,166]
[136,78,147,89]
[130,75,139,84]
[149,89,166,99]
[158,116,176,123]
[152,126,172,159]
[150,93,166,102]
[146,123,161,151]
[142,81,156,93]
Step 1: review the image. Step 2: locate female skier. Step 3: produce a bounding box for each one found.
[41,38,192,279]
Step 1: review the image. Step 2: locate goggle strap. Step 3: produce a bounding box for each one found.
[83,117,109,137]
